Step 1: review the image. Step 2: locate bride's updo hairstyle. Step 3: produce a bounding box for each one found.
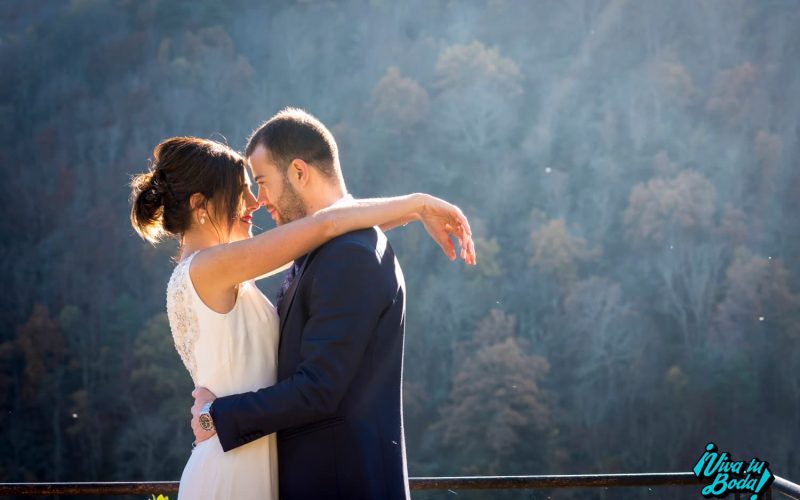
[130,137,246,244]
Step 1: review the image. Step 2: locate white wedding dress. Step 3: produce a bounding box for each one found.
[166,251,279,500]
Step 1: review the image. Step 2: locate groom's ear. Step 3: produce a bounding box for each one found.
[288,159,311,187]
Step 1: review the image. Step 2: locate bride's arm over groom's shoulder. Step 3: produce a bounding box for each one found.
[252,261,292,282]
[191,193,475,291]
[320,194,476,264]
[376,211,421,232]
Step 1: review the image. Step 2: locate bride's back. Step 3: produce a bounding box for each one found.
[166,251,279,397]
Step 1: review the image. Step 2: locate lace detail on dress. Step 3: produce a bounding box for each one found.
[166,252,201,385]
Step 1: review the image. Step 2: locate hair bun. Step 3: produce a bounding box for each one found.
[143,185,163,204]
[130,170,166,243]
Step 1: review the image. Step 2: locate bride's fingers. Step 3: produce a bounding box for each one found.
[445,234,456,260]
[444,223,464,252]
[449,222,470,263]
[437,228,456,260]
[460,233,471,264]
[442,217,474,263]
[444,205,470,236]
[455,207,471,236]
[462,217,472,237]
[457,225,469,261]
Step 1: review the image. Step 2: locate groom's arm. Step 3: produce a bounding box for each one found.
[209,236,392,452]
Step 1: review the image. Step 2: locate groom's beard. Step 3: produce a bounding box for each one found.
[274,175,307,225]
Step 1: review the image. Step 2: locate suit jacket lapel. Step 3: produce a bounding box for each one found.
[278,249,317,336]
[277,195,352,330]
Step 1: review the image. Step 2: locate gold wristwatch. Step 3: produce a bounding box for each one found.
[199,402,215,432]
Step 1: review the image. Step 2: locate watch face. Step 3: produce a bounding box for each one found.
[199,413,214,432]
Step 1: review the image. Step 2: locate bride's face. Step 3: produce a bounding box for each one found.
[227,169,261,242]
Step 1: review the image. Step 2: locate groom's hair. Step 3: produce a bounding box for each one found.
[245,107,341,182]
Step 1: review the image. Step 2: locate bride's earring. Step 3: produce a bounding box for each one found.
[200,213,206,225]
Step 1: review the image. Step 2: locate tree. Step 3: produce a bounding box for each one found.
[430,41,524,205]
[705,62,758,128]
[654,59,696,107]
[529,218,596,287]
[743,130,782,226]
[709,248,800,461]
[712,248,800,355]
[115,313,193,479]
[624,170,717,249]
[370,67,430,130]
[15,304,68,479]
[434,310,552,475]
[624,170,731,346]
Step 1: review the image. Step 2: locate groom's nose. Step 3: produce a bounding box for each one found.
[257,187,269,206]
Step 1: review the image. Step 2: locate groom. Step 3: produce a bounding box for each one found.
[191,108,411,499]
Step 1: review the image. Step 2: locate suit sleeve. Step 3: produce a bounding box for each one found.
[210,239,390,452]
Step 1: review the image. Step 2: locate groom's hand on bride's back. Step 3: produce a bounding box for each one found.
[190,387,217,445]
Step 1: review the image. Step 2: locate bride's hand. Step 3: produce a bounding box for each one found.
[418,195,476,265]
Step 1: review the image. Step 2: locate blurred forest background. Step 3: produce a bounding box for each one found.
[1,0,799,498]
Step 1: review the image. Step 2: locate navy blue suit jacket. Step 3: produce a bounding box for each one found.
[211,228,410,500]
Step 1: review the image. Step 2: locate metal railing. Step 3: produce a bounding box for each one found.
[2,473,799,498]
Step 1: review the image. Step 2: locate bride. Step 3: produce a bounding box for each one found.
[129,136,474,499]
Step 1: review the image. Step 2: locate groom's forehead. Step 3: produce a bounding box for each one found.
[248,146,279,180]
